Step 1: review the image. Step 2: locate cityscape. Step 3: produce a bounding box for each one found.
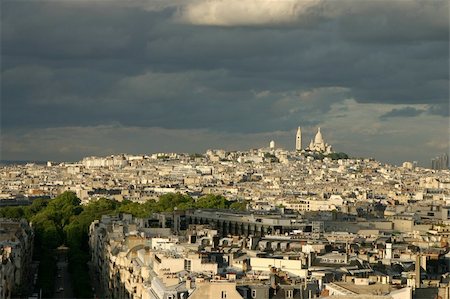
[1,0,449,299]
[1,128,450,299]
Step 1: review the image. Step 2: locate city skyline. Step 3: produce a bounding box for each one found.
[1,0,449,166]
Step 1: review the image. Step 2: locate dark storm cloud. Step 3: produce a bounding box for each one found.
[379,107,426,120]
[1,0,448,162]
[1,2,165,60]
[334,1,448,43]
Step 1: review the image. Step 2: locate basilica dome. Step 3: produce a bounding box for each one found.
[314,127,324,144]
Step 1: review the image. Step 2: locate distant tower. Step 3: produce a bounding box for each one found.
[269,140,275,149]
[431,153,449,170]
[295,127,302,151]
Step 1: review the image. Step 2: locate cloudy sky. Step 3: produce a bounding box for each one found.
[1,0,449,165]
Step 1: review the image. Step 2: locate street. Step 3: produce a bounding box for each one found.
[53,247,74,298]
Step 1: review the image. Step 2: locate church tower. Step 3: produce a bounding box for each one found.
[295,126,302,151]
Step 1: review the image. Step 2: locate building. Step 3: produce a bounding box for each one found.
[295,127,302,151]
[90,214,234,299]
[307,128,333,154]
[189,279,243,299]
[185,209,306,236]
[0,219,34,299]
[431,153,449,170]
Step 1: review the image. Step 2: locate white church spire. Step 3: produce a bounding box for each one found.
[295,126,302,151]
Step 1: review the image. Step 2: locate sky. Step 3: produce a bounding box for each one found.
[1,0,449,166]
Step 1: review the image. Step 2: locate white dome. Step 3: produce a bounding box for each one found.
[314,127,324,144]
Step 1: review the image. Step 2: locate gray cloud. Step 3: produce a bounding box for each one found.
[380,107,426,120]
[1,0,448,164]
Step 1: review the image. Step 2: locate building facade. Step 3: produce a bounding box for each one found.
[0,219,34,299]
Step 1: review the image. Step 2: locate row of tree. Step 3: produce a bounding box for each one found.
[0,192,247,298]
[305,151,349,160]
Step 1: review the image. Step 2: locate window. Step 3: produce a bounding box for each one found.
[252,289,257,298]
[184,259,192,271]
[286,290,293,298]
[221,291,227,299]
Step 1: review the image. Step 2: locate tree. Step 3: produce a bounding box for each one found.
[326,152,349,160]
[156,193,195,212]
[117,201,151,217]
[0,206,24,219]
[195,194,230,209]
[229,201,247,211]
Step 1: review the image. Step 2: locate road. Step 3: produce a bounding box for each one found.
[53,248,74,298]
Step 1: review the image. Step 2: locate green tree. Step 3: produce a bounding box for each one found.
[195,194,230,209]
[155,193,195,212]
[326,152,349,160]
[117,200,151,217]
[229,201,247,211]
[0,206,24,219]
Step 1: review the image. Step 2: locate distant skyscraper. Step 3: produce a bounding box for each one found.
[295,127,302,151]
[269,140,275,149]
[431,153,449,170]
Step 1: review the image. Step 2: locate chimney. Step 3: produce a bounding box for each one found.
[186,277,194,290]
[415,254,421,289]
